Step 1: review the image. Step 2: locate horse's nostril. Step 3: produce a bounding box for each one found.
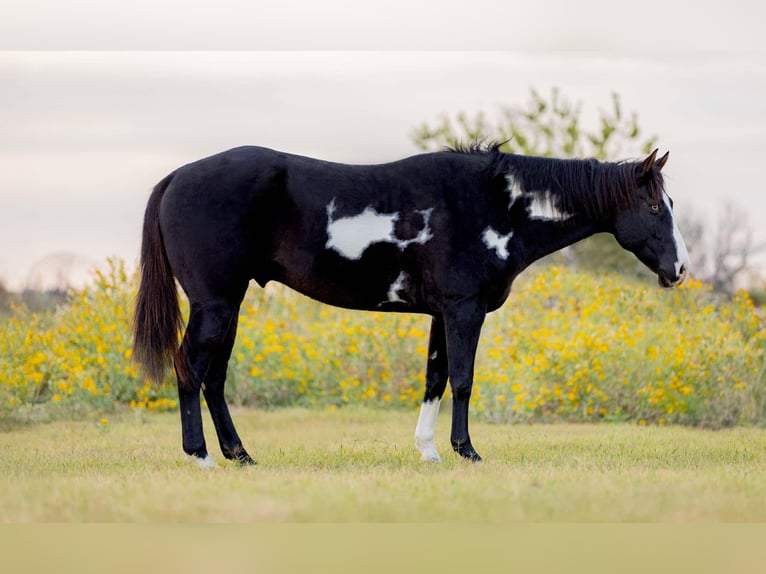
[680,264,688,276]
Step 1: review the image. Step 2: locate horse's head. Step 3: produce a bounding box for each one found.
[612,149,690,288]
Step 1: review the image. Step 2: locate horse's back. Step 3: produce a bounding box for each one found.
[156,145,496,308]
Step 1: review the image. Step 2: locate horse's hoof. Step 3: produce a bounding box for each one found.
[235,452,257,466]
[453,445,483,462]
[460,451,482,463]
[187,454,219,469]
[224,446,257,466]
[419,450,442,463]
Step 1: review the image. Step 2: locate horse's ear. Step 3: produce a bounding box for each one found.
[655,151,669,171]
[641,148,659,175]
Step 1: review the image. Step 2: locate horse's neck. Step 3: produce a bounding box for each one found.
[500,156,609,267]
[514,218,602,269]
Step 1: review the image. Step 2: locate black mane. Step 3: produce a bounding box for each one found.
[443,139,507,155]
[443,143,665,221]
[509,155,664,220]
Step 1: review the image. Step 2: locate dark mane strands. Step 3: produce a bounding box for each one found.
[442,143,665,222]
[444,139,507,155]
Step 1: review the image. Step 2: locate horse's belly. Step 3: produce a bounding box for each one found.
[272,245,425,312]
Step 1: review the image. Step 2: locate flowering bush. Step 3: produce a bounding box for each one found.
[0,259,176,417]
[475,269,765,428]
[2,258,764,427]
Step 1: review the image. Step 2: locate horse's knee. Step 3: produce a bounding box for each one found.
[450,379,473,401]
[194,311,234,347]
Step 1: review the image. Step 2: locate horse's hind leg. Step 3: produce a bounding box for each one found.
[415,315,449,462]
[178,287,254,466]
[201,309,255,464]
[174,345,211,466]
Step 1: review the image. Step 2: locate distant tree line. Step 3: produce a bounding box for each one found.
[0,278,69,317]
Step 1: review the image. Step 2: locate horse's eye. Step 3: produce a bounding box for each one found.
[650,204,660,214]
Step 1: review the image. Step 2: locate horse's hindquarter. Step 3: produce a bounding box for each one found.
[158,148,286,298]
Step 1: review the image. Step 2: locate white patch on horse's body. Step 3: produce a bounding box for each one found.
[429,350,438,361]
[415,399,442,462]
[387,271,407,303]
[482,226,513,260]
[506,173,524,209]
[325,202,400,259]
[405,208,434,247]
[187,454,218,469]
[325,200,433,260]
[663,192,690,277]
[527,191,572,222]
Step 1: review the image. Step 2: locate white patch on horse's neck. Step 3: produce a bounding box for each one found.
[325,200,433,260]
[387,271,407,303]
[527,191,572,222]
[506,172,572,222]
[482,226,513,260]
[506,174,524,209]
[663,192,690,276]
[415,399,441,462]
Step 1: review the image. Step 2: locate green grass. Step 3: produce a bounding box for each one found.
[1,406,766,522]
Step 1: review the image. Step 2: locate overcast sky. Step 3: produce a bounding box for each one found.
[1,1,764,289]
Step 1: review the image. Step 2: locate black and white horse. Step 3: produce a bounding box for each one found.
[133,144,689,466]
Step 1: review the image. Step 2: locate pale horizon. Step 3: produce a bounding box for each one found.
[1,3,764,290]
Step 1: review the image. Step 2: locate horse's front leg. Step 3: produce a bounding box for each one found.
[443,299,486,462]
[415,315,449,462]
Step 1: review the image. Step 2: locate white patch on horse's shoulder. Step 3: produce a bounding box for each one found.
[506,174,524,209]
[387,271,407,303]
[325,201,434,260]
[415,399,442,463]
[187,454,218,469]
[482,226,513,260]
[527,191,572,222]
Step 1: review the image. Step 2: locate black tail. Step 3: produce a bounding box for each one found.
[132,172,184,383]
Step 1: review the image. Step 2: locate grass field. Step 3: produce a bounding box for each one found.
[2,406,765,522]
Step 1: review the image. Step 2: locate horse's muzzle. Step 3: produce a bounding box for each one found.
[658,264,688,288]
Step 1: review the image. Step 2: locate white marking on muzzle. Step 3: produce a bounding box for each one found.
[663,192,690,277]
[415,399,441,462]
[482,226,513,260]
